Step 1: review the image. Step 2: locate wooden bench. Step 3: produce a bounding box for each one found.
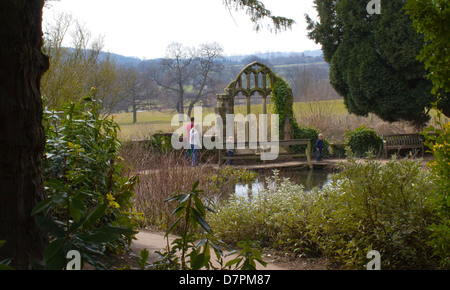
[382,133,424,158]
[218,139,312,169]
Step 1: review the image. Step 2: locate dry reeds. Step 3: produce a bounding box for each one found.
[119,142,245,231]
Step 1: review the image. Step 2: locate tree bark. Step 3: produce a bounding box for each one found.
[132,95,138,123]
[0,0,49,269]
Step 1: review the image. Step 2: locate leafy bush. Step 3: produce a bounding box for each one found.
[345,125,383,157]
[145,131,173,154]
[154,181,267,270]
[33,97,142,269]
[311,156,438,269]
[329,143,347,158]
[293,125,329,156]
[208,171,316,253]
[0,241,14,270]
[422,107,450,269]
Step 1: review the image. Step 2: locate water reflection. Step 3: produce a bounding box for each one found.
[235,169,331,199]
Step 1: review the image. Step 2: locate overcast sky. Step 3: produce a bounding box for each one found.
[43,0,322,60]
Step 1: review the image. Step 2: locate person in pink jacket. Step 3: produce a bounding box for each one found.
[185,117,194,160]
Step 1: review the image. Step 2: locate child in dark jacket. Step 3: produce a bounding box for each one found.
[316,134,324,161]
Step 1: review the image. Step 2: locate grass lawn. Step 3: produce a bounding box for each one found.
[113,110,174,125]
[113,99,446,141]
[114,107,214,140]
[113,99,349,140]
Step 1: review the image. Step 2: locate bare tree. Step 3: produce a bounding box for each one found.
[283,64,335,102]
[41,12,120,109]
[150,42,194,119]
[187,42,224,117]
[120,68,144,123]
[150,42,224,119]
[284,65,319,102]
[90,55,126,117]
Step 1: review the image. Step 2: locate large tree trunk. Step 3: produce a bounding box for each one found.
[132,95,138,123]
[0,0,49,269]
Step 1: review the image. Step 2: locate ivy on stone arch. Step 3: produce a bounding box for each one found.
[270,75,299,140]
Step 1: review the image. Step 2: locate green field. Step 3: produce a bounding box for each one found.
[114,99,348,140]
[114,99,447,142]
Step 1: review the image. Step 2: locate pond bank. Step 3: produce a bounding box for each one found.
[212,155,434,198]
[136,155,433,176]
[222,159,338,172]
[214,155,434,172]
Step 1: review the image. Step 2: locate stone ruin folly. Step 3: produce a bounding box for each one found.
[215,61,294,142]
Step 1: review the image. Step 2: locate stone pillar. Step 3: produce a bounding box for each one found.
[262,95,267,115]
[215,93,226,142]
[215,93,235,142]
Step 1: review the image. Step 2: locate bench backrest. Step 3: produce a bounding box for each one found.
[383,134,422,146]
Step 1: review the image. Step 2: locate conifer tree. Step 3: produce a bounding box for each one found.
[306,0,448,127]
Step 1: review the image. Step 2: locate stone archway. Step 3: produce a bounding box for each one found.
[215,61,294,141]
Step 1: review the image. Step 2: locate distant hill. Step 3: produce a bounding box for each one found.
[224,50,323,61]
[221,50,324,67]
[98,51,142,67]
[102,49,324,68]
[302,50,323,57]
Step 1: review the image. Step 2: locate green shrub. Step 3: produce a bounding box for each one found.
[33,97,142,269]
[422,107,450,269]
[309,157,439,269]
[345,125,383,157]
[329,143,347,158]
[146,131,173,153]
[208,171,317,253]
[293,125,330,156]
[154,181,267,270]
[0,241,14,270]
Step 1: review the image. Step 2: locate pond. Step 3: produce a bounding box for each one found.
[234,169,332,199]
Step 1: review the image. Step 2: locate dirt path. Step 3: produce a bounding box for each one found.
[130,229,286,270]
[129,229,335,270]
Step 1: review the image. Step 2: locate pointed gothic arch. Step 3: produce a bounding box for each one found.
[215,61,294,141]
